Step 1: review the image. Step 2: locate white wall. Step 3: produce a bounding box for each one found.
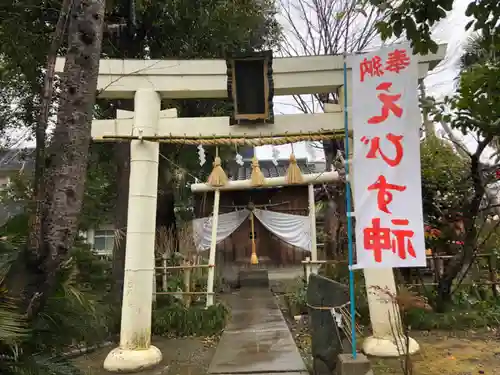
[0,175,10,189]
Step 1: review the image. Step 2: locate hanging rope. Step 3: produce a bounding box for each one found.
[207,147,228,187]
[249,210,258,265]
[286,143,304,184]
[250,156,265,187]
[97,132,347,146]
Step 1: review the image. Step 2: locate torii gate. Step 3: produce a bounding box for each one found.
[56,46,446,373]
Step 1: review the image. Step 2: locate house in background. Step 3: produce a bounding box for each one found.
[82,225,116,256]
[0,148,34,226]
[0,148,114,255]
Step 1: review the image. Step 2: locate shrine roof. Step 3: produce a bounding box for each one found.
[229,158,323,181]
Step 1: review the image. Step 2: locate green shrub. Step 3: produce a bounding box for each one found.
[0,233,112,374]
[284,277,308,316]
[404,300,500,330]
[314,269,500,332]
[30,243,114,351]
[152,301,228,337]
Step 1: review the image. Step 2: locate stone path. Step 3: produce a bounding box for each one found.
[209,287,308,375]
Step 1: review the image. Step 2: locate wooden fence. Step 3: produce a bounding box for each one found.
[302,251,500,297]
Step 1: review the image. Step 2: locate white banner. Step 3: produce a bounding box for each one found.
[192,209,250,251]
[351,43,426,269]
[253,209,312,251]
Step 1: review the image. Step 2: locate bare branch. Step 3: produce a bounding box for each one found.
[278,0,383,116]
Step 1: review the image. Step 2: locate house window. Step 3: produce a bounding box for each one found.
[0,176,9,190]
[94,230,115,253]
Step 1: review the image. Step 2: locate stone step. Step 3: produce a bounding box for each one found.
[238,269,269,288]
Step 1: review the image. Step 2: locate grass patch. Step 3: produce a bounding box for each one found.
[152,301,229,337]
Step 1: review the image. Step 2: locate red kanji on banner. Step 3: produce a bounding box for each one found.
[368,82,403,124]
[359,56,384,82]
[385,49,411,73]
[367,175,406,214]
[391,218,416,260]
[364,218,391,263]
[360,133,404,167]
[363,218,416,263]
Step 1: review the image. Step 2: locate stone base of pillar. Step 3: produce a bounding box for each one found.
[362,336,419,357]
[103,345,162,372]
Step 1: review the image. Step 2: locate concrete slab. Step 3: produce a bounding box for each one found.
[225,309,288,333]
[209,288,307,375]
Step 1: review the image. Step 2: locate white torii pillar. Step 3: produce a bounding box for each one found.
[102,90,177,372]
[331,87,419,357]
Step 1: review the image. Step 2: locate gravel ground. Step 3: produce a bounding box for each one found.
[73,336,219,375]
[273,291,313,373]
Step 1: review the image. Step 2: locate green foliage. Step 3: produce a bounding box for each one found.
[420,136,471,223]
[284,277,308,316]
[370,0,499,54]
[423,32,500,139]
[29,243,113,352]
[0,221,112,374]
[80,143,117,229]
[370,0,453,53]
[0,292,29,345]
[451,62,500,137]
[152,302,228,337]
[404,300,500,331]
[350,277,500,331]
[1,355,83,375]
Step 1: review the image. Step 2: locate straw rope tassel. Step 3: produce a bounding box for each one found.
[286,153,303,184]
[250,156,265,187]
[250,211,258,265]
[207,148,228,187]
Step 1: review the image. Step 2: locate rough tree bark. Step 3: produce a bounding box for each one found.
[7,0,106,319]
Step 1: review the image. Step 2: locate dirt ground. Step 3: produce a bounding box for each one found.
[73,336,218,375]
[371,330,500,375]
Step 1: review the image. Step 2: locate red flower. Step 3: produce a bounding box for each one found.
[430,228,441,237]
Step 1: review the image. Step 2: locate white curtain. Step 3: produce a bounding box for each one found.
[192,209,250,251]
[253,208,312,251]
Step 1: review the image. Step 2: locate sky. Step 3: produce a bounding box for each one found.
[256,0,482,162]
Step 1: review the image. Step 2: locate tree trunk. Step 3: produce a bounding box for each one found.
[436,277,453,312]
[157,145,178,251]
[7,0,106,318]
[323,200,339,260]
[434,142,491,312]
[28,0,72,255]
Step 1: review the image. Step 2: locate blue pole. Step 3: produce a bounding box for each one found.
[342,59,357,359]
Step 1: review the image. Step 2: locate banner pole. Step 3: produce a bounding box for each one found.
[343,57,357,359]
